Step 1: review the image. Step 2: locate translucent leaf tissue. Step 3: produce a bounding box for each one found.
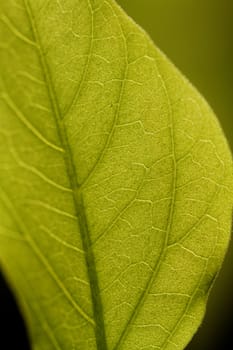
[0,1,232,349]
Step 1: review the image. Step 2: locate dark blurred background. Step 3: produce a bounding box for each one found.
[0,0,232,349]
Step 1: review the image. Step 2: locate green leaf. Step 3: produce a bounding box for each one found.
[0,0,232,349]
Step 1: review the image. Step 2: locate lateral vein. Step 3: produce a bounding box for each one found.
[112,35,178,349]
[0,186,94,326]
[0,92,64,153]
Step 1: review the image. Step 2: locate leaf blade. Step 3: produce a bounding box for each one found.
[0,1,232,350]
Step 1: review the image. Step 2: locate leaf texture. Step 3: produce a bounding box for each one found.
[0,1,232,349]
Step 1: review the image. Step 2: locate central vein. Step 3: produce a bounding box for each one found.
[23,1,107,349]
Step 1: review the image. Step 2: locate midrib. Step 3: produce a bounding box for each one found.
[23,1,107,349]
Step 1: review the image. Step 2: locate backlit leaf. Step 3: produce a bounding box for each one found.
[0,1,232,349]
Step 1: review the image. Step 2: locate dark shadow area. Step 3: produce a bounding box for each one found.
[0,271,30,350]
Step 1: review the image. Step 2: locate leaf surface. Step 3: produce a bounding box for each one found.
[0,1,232,349]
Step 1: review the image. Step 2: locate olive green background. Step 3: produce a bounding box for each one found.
[118,1,233,349]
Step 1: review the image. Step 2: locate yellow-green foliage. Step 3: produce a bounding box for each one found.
[0,1,232,349]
